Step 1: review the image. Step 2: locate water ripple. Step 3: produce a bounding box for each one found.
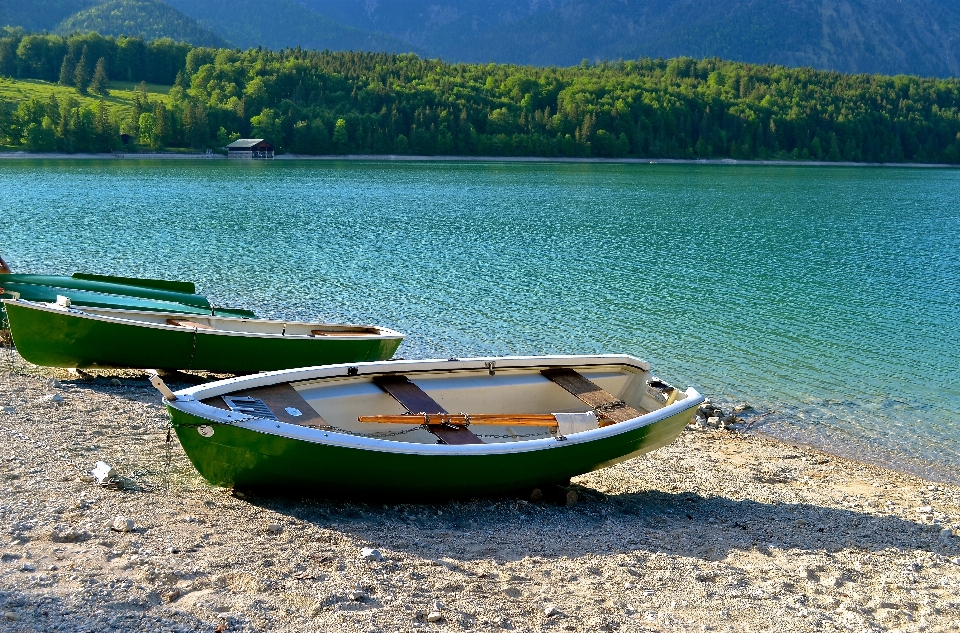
[3,159,959,481]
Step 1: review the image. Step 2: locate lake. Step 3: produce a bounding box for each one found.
[3,158,959,482]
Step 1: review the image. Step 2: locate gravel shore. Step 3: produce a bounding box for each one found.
[1,349,958,632]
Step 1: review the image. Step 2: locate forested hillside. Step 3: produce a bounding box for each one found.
[0,0,94,32]
[56,0,229,48]
[2,32,960,164]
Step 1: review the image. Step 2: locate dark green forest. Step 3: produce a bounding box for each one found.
[56,0,229,48]
[3,30,960,162]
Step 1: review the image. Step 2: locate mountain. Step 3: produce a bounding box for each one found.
[164,0,416,53]
[0,0,96,31]
[303,0,960,77]
[55,0,230,47]
[5,0,960,77]
[298,0,553,53]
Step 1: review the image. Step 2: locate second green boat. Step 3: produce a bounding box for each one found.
[3,298,404,372]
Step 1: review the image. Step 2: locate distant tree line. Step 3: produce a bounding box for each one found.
[2,29,960,162]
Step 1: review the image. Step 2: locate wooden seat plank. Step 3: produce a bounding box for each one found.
[201,383,328,428]
[373,374,448,414]
[541,367,642,424]
[372,374,484,445]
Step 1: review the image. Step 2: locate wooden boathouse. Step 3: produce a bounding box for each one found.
[225,139,275,159]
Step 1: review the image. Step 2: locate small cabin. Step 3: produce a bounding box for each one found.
[225,139,275,159]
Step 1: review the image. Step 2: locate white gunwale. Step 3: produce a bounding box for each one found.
[165,355,704,457]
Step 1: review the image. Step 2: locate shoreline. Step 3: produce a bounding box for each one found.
[1,351,959,631]
[0,150,956,168]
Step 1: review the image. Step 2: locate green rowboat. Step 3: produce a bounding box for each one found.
[3,299,403,372]
[0,256,255,318]
[156,355,704,499]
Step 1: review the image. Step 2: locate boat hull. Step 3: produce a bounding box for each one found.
[169,400,696,499]
[4,301,403,372]
[0,274,255,318]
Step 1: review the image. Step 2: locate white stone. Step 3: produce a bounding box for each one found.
[110,378,121,386]
[544,605,559,617]
[20,563,34,572]
[916,506,933,514]
[266,523,282,534]
[360,547,383,561]
[3,612,15,621]
[111,516,134,532]
[426,611,443,622]
[90,461,115,484]
[348,590,364,601]
[45,393,64,405]
[940,527,954,539]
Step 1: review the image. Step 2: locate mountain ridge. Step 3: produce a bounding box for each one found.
[305,0,960,77]
[162,0,416,53]
[2,0,959,77]
[55,0,230,48]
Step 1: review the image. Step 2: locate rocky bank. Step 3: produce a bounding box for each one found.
[0,348,958,632]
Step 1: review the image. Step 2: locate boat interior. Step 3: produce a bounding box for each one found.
[44,302,392,338]
[200,364,684,445]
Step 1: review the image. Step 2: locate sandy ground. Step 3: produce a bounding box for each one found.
[1,348,958,633]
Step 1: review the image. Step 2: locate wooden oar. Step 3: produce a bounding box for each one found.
[358,413,560,427]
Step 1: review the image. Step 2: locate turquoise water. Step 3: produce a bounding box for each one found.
[2,159,959,481]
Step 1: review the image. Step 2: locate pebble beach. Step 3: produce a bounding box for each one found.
[1,348,959,633]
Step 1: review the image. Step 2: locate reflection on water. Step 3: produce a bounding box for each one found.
[3,159,959,481]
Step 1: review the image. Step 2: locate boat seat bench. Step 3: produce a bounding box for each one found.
[202,384,328,428]
[541,367,642,425]
[372,375,485,445]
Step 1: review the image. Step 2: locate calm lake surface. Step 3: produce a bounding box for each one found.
[3,159,959,481]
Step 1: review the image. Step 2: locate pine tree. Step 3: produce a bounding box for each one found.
[333,118,348,152]
[154,101,168,147]
[0,97,10,145]
[58,54,75,87]
[73,47,90,95]
[90,58,109,96]
[94,100,114,152]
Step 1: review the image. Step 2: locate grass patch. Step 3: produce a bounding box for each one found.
[0,77,177,152]
[0,76,173,118]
